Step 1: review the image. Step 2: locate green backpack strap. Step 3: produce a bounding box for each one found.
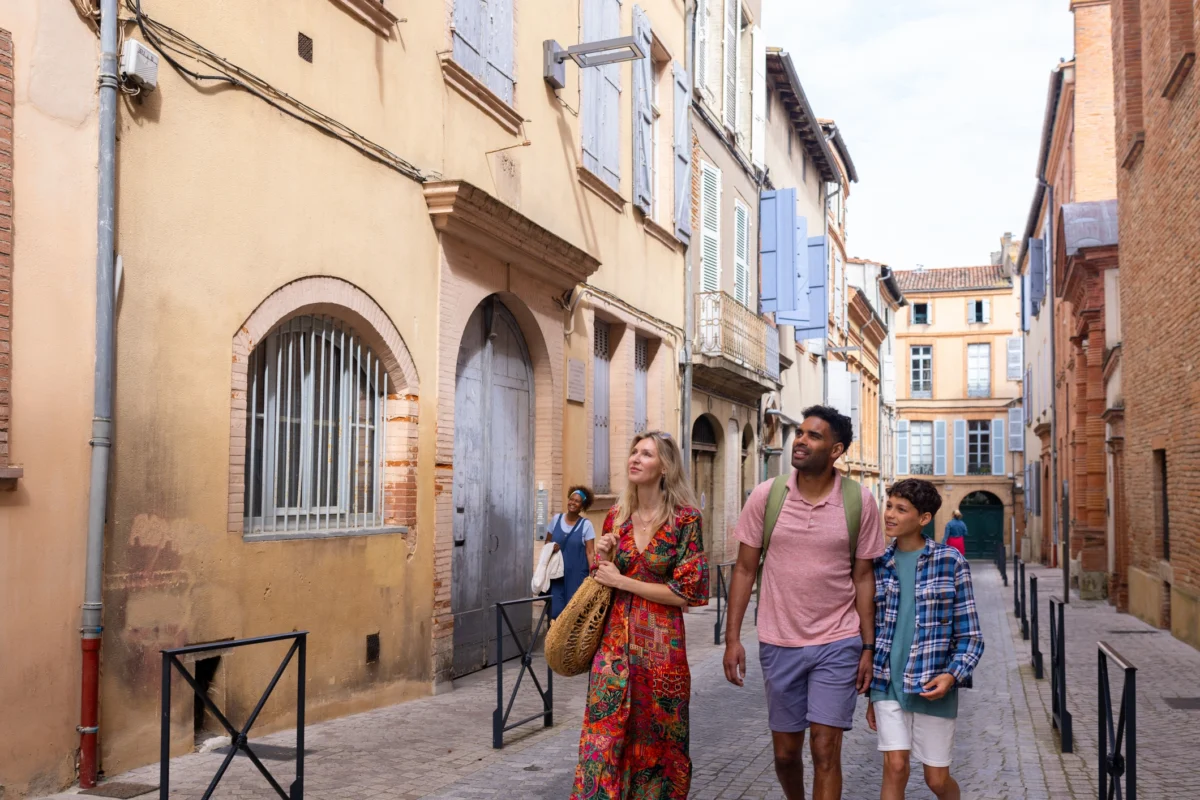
[755,474,791,603]
[841,475,862,567]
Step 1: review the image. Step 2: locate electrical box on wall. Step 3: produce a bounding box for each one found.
[120,40,159,91]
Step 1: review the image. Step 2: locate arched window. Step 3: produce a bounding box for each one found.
[244,315,389,534]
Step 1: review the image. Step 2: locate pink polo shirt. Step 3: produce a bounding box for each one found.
[733,471,885,648]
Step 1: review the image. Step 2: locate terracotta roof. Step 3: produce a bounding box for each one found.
[893,266,1012,293]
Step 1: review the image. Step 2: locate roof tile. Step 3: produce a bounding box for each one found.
[893,265,1011,293]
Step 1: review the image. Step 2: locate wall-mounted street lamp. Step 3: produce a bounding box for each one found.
[543,36,646,90]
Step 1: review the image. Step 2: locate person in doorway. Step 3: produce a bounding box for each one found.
[867,479,984,800]
[722,406,886,800]
[943,510,967,556]
[546,486,597,619]
[571,431,709,799]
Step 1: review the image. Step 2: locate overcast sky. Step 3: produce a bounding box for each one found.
[765,0,1075,269]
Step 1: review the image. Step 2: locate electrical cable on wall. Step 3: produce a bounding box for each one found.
[128,0,432,184]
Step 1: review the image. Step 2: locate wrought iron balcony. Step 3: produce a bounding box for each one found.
[910,463,934,476]
[693,292,780,401]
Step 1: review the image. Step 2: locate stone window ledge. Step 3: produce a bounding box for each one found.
[1163,52,1195,100]
[643,216,683,252]
[0,466,22,491]
[577,167,627,213]
[1121,132,1145,170]
[329,0,399,37]
[440,55,524,136]
[243,525,409,544]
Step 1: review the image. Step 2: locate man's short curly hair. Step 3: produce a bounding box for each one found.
[887,479,943,519]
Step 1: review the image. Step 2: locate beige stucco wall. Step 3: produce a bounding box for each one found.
[0,4,98,797]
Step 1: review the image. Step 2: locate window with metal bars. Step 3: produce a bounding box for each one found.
[244,315,389,536]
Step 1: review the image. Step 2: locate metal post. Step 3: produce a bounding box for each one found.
[295,634,306,799]
[493,605,504,749]
[714,567,723,645]
[1020,561,1029,640]
[1127,666,1137,800]
[160,653,171,800]
[1030,575,1043,679]
[1014,554,1021,617]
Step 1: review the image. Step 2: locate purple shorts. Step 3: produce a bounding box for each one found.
[760,635,863,732]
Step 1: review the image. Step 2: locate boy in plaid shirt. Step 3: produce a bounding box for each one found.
[866,479,984,800]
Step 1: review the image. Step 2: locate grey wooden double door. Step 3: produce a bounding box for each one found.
[452,298,535,677]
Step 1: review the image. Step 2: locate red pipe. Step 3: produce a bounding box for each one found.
[79,636,101,788]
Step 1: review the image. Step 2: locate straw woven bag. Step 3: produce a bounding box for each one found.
[544,576,613,677]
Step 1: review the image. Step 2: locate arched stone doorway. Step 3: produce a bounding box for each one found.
[959,491,1004,559]
[451,296,535,676]
[691,414,721,558]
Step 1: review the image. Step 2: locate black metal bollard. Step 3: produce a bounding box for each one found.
[1098,641,1137,800]
[1020,561,1029,640]
[1049,595,1073,753]
[1030,575,1043,679]
[997,541,1008,586]
[713,562,735,645]
[1013,553,1021,617]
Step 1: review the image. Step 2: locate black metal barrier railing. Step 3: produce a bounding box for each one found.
[1098,641,1137,800]
[1049,595,1073,753]
[1013,553,1021,617]
[161,631,307,800]
[713,561,736,645]
[995,542,1008,586]
[1020,561,1029,640]
[493,596,553,749]
[1030,575,1044,679]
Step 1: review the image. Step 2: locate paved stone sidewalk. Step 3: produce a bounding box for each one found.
[42,564,1142,799]
[1014,563,1200,799]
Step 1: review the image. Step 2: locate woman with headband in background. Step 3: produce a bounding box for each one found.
[546,486,597,619]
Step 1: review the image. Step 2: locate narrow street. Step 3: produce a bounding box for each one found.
[44,561,1200,799]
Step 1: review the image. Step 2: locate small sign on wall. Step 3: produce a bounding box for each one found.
[535,483,549,540]
[567,358,586,404]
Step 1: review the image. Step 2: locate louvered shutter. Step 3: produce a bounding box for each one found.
[758,189,795,314]
[953,420,967,476]
[1024,366,1032,417]
[794,236,828,341]
[992,418,1006,475]
[1030,238,1046,312]
[581,0,602,177]
[777,208,811,325]
[850,373,861,443]
[723,0,738,129]
[734,201,751,307]
[593,322,611,492]
[599,0,622,191]
[896,420,909,475]
[632,6,653,215]
[453,0,487,81]
[1022,273,1032,332]
[634,336,649,434]
[882,353,896,404]
[982,298,991,324]
[486,0,515,103]
[828,360,852,418]
[673,63,692,243]
[1007,337,1023,381]
[1008,408,1024,451]
[694,0,709,100]
[750,26,766,168]
[934,420,947,476]
[699,162,721,293]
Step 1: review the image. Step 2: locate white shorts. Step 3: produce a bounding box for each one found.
[873,700,957,768]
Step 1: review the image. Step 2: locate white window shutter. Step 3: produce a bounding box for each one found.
[828,360,852,418]
[723,0,738,129]
[992,418,1006,475]
[581,0,602,176]
[953,419,967,476]
[700,161,722,293]
[485,0,515,103]
[750,26,766,169]
[966,298,973,324]
[896,420,909,475]
[673,63,693,243]
[850,373,862,444]
[694,0,709,101]
[1007,337,1023,381]
[983,298,991,324]
[883,353,896,404]
[934,420,947,476]
[1008,408,1024,451]
[733,201,750,306]
[599,0,622,191]
[632,6,654,216]
[452,0,487,82]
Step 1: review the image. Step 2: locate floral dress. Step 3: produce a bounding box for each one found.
[570,505,709,800]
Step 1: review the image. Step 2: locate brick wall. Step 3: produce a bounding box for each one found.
[0,29,12,467]
[1112,0,1200,635]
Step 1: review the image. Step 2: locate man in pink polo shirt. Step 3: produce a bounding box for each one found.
[723,405,885,800]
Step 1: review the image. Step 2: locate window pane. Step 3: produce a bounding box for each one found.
[968,420,991,474]
[910,421,933,474]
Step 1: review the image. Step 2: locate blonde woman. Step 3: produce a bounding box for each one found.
[570,431,709,800]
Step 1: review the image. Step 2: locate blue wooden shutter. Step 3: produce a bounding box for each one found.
[593,322,611,491]
[673,63,692,243]
[1029,238,1046,312]
[632,6,653,215]
[634,336,649,434]
[486,0,515,103]
[599,0,622,191]
[1022,273,1032,332]
[759,189,796,314]
[934,420,947,476]
[453,0,487,80]
[896,420,909,475]
[953,419,967,476]
[582,0,602,177]
[777,205,811,325]
[992,418,1006,475]
[794,236,828,341]
[1008,408,1024,451]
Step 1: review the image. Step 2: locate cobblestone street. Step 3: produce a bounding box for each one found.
[43,563,1200,799]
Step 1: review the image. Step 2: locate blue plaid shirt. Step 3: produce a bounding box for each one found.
[870,538,984,694]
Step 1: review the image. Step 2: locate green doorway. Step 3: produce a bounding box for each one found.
[958,491,1004,559]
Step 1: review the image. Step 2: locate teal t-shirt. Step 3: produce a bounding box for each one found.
[870,547,958,718]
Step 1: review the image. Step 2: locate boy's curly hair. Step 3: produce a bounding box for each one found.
[887,479,943,519]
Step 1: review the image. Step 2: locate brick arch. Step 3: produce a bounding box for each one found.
[228,276,420,538]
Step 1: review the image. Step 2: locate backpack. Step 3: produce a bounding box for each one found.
[756,473,863,604]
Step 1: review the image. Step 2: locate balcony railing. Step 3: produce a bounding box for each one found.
[968,383,991,399]
[910,463,934,476]
[695,292,778,381]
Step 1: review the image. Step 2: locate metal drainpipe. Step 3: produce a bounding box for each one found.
[821,182,831,405]
[1044,182,1066,600]
[79,0,119,786]
[680,2,695,468]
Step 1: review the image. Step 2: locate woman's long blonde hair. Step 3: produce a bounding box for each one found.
[612,431,698,531]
